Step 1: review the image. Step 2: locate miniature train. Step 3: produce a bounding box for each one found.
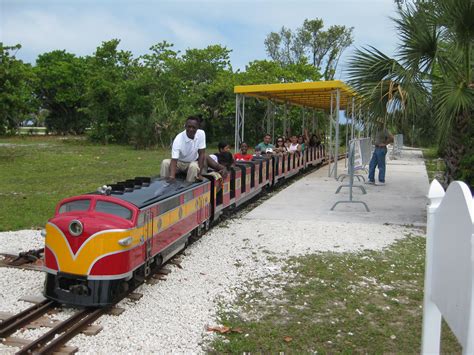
[42,146,326,307]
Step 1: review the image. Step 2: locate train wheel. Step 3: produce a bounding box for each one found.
[152,255,163,273]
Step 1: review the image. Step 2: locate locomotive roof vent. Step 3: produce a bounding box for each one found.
[105,176,152,195]
[134,177,151,187]
[110,184,125,194]
[116,181,135,192]
[125,179,142,189]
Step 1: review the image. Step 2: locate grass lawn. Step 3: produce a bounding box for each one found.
[0,136,168,231]
[211,235,461,352]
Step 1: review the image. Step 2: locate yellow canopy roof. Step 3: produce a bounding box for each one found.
[234,80,356,110]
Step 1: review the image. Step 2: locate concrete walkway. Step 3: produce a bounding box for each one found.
[245,148,429,227]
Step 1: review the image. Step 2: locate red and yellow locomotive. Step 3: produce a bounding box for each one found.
[43,146,325,307]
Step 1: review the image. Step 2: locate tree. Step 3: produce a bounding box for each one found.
[0,44,37,134]
[264,19,354,80]
[347,0,474,187]
[84,39,144,144]
[172,45,235,144]
[35,50,89,134]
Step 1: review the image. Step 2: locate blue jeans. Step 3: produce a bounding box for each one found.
[368,147,387,182]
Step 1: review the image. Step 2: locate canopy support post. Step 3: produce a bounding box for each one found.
[234,94,245,153]
[328,92,334,177]
[334,88,340,179]
[345,101,350,168]
[351,97,355,140]
[266,100,271,136]
[301,107,305,135]
[272,102,275,142]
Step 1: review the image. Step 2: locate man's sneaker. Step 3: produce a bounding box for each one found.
[366,180,376,185]
[378,181,385,186]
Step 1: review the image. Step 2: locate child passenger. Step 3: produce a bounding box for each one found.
[234,142,253,161]
[214,142,235,169]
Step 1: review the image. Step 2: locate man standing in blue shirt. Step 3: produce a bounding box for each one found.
[367,118,393,185]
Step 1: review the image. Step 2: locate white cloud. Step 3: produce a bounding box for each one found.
[160,18,226,49]
[1,0,400,78]
[2,8,152,58]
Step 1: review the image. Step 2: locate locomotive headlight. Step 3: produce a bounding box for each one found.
[69,220,83,237]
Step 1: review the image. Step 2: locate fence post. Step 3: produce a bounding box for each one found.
[421,179,445,354]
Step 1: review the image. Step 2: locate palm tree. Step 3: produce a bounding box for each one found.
[347,0,474,186]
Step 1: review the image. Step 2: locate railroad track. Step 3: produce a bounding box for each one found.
[0,250,44,272]
[0,256,182,354]
[0,299,107,354]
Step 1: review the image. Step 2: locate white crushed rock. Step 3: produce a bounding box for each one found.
[0,268,44,313]
[0,230,43,254]
[0,217,415,353]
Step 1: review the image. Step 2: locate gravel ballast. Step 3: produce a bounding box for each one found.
[0,218,413,353]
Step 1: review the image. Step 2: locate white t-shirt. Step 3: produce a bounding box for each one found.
[289,143,299,152]
[171,129,206,162]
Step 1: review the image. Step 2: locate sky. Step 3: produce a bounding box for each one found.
[1,0,400,80]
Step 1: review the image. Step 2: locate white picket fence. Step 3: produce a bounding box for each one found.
[422,179,474,354]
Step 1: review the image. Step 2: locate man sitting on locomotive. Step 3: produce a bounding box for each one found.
[160,116,206,182]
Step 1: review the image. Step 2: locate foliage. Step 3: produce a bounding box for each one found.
[3,30,322,149]
[0,44,37,135]
[173,45,235,144]
[347,0,474,187]
[264,19,354,80]
[35,50,89,134]
[84,39,141,144]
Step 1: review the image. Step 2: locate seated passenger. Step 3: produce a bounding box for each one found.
[274,136,288,154]
[306,129,322,148]
[206,154,227,179]
[256,134,274,152]
[234,142,253,161]
[160,116,205,182]
[254,145,262,157]
[308,134,319,147]
[288,135,302,154]
[214,142,235,169]
[298,135,306,152]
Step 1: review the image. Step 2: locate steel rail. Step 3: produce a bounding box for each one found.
[0,300,56,338]
[16,307,105,355]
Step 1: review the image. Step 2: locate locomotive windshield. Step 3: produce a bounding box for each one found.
[95,201,133,220]
[59,199,91,214]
